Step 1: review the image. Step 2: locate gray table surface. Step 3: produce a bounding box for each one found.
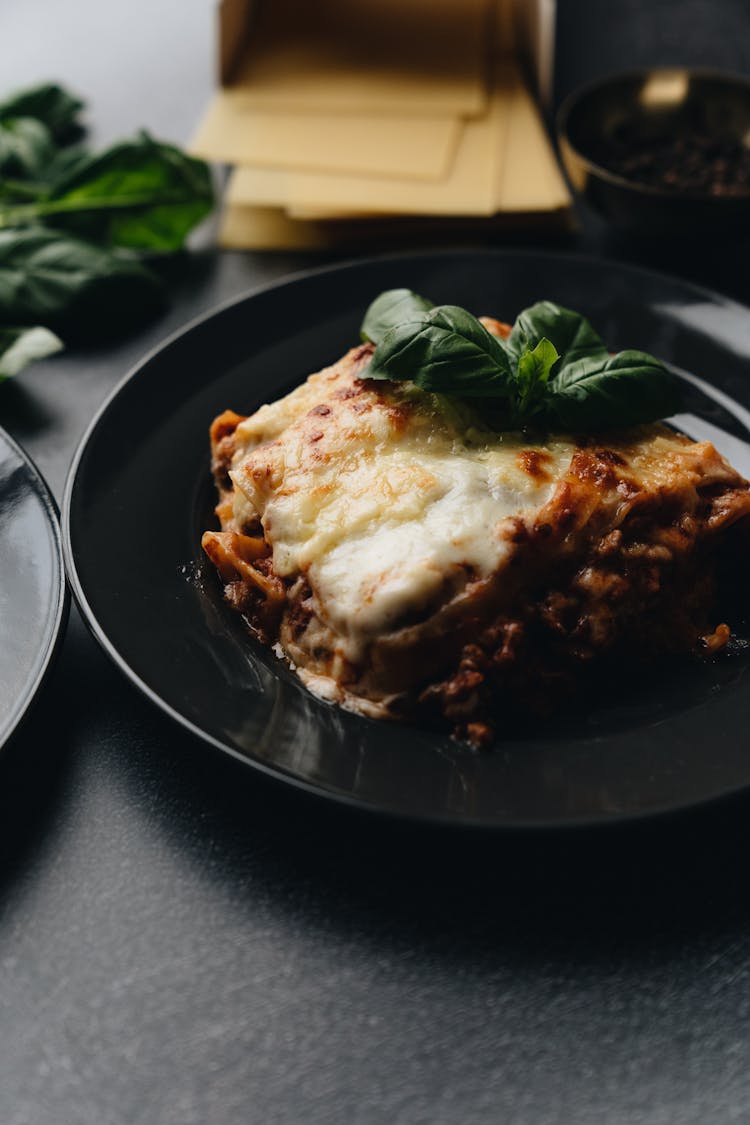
[4,2,750,1124]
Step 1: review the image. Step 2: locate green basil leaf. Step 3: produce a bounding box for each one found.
[0,177,48,203]
[508,301,608,370]
[0,117,55,181]
[44,141,92,186]
[361,288,434,344]
[0,131,215,252]
[0,143,91,204]
[514,337,560,421]
[518,337,559,385]
[0,83,84,142]
[368,304,515,397]
[0,325,63,380]
[0,227,165,340]
[546,349,681,428]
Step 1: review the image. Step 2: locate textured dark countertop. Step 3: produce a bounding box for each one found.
[4,2,750,1123]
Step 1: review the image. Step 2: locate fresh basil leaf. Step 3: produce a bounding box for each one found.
[0,83,84,142]
[0,325,63,380]
[0,139,91,204]
[509,301,608,370]
[44,141,92,186]
[546,349,681,428]
[0,227,165,340]
[368,305,515,397]
[0,131,214,252]
[518,337,559,385]
[513,337,560,422]
[361,288,434,344]
[0,117,55,181]
[0,177,48,203]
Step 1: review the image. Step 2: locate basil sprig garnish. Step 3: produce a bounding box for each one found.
[360,290,681,429]
[0,81,215,383]
[360,287,434,345]
[0,325,62,381]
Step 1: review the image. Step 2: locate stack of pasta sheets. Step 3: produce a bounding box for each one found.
[190,0,571,250]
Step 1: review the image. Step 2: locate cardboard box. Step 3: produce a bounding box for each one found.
[191,0,569,249]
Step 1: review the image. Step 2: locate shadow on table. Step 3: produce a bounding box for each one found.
[103,686,750,970]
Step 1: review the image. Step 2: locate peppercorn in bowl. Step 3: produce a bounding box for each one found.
[557,68,750,233]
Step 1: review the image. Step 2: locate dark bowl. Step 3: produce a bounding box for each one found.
[557,68,750,232]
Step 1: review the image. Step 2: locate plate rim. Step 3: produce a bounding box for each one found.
[0,425,69,753]
[60,246,750,828]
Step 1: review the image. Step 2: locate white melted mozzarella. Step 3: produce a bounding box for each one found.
[230,364,577,658]
[307,447,558,642]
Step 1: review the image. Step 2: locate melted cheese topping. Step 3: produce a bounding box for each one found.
[226,349,731,661]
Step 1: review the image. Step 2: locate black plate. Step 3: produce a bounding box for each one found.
[0,427,68,750]
[62,250,750,827]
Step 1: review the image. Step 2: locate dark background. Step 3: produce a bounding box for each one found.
[4,2,750,1123]
[555,0,750,105]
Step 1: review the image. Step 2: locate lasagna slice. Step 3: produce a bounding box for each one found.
[202,333,750,745]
